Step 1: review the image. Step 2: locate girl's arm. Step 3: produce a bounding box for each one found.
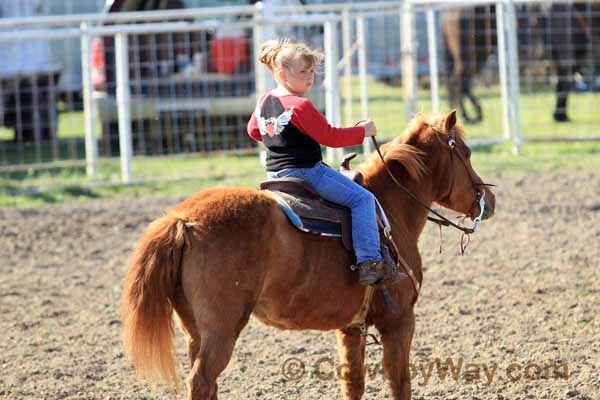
[247,112,262,142]
[293,99,365,148]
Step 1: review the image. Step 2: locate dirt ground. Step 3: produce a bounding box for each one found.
[1,169,598,400]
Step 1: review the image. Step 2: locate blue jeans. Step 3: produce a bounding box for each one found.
[268,162,382,264]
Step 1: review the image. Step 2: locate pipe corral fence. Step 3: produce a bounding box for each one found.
[0,0,599,183]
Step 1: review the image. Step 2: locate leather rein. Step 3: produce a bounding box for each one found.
[346,121,494,312]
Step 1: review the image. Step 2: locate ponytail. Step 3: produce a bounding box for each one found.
[258,39,288,71]
[258,38,323,72]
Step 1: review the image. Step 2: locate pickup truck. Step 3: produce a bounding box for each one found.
[91,0,256,155]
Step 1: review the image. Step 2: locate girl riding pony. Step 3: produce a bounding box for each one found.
[247,39,400,286]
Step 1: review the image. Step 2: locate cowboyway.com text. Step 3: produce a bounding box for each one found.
[280,356,569,385]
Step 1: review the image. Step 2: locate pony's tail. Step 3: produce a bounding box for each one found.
[121,211,189,390]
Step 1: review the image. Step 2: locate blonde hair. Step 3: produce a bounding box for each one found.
[258,38,323,72]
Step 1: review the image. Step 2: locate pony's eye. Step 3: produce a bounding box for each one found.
[448,138,456,148]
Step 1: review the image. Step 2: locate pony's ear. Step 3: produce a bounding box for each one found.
[383,143,427,181]
[444,110,457,132]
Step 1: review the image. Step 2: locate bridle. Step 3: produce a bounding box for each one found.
[370,123,494,246]
[349,119,494,307]
[428,123,495,233]
[346,121,495,324]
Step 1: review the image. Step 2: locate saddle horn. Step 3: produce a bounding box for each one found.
[340,152,358,171]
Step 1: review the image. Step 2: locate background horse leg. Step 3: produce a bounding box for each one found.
[378,310,415,399]
[448,73,461,116]
[460,79,483,124]
[442,10,463,116]
[459,9,482,124]
[550,3,575,122]
[336,327,366,400]
[553,65,572,122]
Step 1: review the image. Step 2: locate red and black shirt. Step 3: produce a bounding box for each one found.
[247,91,365,171]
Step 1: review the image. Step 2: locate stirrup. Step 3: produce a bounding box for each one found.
[381,245,408,285]
[356,261,385,286]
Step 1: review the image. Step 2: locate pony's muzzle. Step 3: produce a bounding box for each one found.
[469,188,495,222]
[480,188,496,220]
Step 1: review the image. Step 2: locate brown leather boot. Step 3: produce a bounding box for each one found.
[381,245,408,285]
[357,261,385,285]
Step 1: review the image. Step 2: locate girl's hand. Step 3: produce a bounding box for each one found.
[358,119,377,137]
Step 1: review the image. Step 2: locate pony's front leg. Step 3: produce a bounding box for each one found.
[379,310,415,399]
[336,327,366,400]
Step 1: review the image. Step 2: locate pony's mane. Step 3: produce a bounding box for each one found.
[359,113,466,182]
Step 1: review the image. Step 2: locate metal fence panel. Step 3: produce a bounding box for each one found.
[415,0,600,145]
[2,0,599,181]
[515,1,600,141]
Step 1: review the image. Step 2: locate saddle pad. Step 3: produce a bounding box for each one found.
[265,190,353,250]
[261,178,393,252]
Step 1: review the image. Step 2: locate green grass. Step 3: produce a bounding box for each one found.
[1,77,600,208]
[0,110,90,141]
[2,141,599,208]
[0,110,91,165]
[341,78,600,140]
[0,153,265,207]
[471,141,600,176]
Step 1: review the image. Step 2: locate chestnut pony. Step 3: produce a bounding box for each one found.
[121,111,496,400]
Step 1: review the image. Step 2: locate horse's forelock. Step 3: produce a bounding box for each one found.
[423,114,467,143]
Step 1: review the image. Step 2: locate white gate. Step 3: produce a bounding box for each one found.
[1,0,599,184]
